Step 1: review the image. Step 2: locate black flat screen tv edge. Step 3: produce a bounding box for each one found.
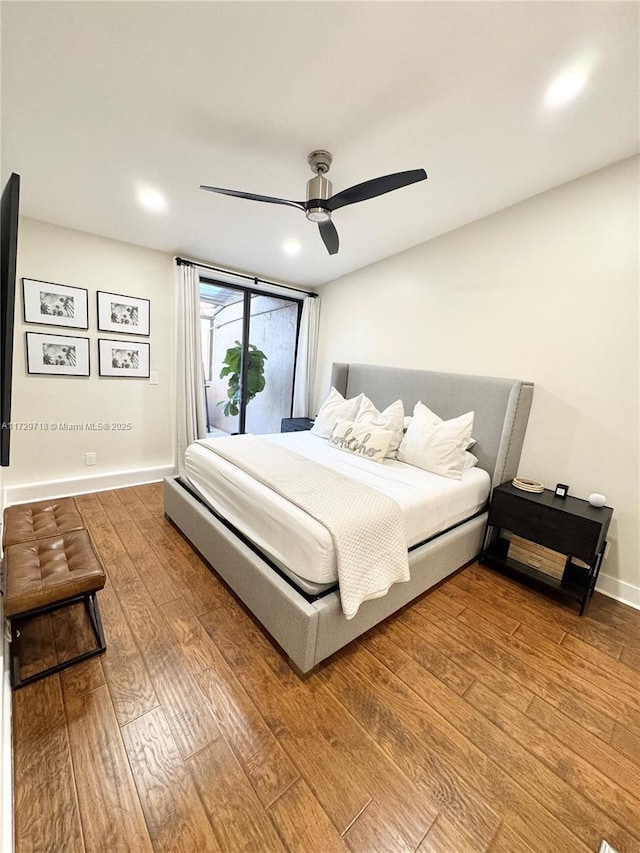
[0,172,20,467]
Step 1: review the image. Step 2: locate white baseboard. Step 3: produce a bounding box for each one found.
[596,571,640,611]
[3,464,176,506]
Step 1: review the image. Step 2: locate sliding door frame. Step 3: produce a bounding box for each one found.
[200,275,303,434]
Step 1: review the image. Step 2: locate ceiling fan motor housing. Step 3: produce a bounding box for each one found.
[306,173,332,222]
[305,150,333,221]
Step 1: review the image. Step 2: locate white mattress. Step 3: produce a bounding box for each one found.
[184,431,490,585]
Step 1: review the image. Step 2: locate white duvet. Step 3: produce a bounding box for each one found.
[184,430,491,585]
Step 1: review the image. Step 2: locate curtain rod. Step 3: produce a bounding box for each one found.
[175,256,318,298]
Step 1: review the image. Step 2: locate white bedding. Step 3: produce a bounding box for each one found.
[184,431,491,585]
[193,434,410,618]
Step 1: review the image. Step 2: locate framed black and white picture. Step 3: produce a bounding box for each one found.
[98,338,150,378]
[26,332,90,376]
[23,278,89,330]
[97,291,150,336]
[554,483,570,499]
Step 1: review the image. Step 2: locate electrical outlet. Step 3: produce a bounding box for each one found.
[149,371,159,385]
[84,451,97,466]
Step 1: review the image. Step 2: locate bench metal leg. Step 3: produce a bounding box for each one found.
[10,592,107,690]
[84,592,106,651]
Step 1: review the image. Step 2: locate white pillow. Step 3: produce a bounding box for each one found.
[397,402,474,479]
[403,414,476,451]
[463,451,478,470]
[355,397,404,458]
[328,418,393,463]
[311,388,364,438]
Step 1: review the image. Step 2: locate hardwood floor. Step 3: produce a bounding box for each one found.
[11,483,640,852]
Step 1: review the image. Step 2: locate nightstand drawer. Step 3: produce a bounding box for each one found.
[488,504,541,543]
[488,490,544,540]
[488,487,608,561]
[533,511,600,560]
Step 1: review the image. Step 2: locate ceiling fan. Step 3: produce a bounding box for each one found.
[200,151,427,256]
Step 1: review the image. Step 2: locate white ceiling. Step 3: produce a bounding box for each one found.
[2,2,638,287]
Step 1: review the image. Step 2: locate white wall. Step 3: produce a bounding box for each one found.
[315,156,639,604]
[4,217,176,497]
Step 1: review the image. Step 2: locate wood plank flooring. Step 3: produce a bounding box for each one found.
[11,483,640,852]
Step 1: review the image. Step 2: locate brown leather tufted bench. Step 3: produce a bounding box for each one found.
[2,497,85,547]
[2,528,107,689]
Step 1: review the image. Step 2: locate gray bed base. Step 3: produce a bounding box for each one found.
[164,363,533,674]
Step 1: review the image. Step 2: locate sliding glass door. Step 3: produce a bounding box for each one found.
[200,279,301,436]
[201,281,245,435]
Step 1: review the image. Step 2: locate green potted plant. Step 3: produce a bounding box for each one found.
[218,341,267,417]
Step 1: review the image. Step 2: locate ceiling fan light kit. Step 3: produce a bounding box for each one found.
[201,150,427,256]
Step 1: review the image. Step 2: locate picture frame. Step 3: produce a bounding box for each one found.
[22,278,89,330]
[554,483,570,499]
[98,338,150,378]
[26,332,90,376]
[97,291,150,336]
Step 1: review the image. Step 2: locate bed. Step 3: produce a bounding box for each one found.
[164,362,534,674]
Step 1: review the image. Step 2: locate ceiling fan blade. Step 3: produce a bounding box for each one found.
[326,169,427,211]
[200,185,305,211]
[318,220,339,255]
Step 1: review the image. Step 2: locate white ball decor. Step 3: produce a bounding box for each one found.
[588,493,606,508]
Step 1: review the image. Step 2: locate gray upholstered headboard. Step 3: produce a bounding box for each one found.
[330,363,533,488]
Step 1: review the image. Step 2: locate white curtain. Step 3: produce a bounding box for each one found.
[292,295,320,418]
[175,262,206,475]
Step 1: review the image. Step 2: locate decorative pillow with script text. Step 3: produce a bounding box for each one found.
[328,419,394,463]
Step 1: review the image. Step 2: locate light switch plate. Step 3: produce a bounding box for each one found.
[149,371,159,385]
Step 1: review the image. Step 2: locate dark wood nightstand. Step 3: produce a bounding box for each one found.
[480,482,613,614]
[280,417,315,433]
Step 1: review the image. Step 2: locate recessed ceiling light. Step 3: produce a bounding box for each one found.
[545,70,586,109]
[282,238,301,256]
[137,186,167,212]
